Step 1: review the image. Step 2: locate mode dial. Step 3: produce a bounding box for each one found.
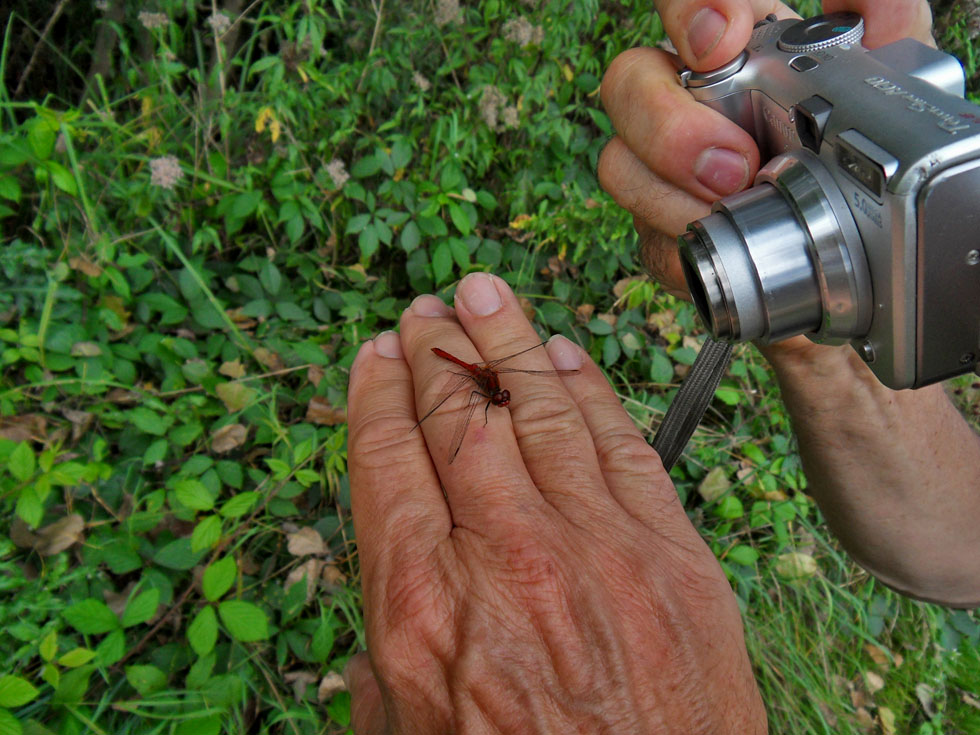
[777,12,864,53]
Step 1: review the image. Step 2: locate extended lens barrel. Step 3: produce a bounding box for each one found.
[678,150,873,345]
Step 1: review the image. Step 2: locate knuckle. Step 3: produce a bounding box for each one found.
[349,409,418,468]
[510,394,581,442]
[596,429,663,473]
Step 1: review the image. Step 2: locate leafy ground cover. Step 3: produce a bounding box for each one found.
[0,0,978,733]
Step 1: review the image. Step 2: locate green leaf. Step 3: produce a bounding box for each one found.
[127,407,174,436]
[203,556,237,602]
[95,630,126,667]
[27,117,55,160]
[125,665,167,696]
[714,495,744,520]
[175,715,222,735]
[431,240,452,284]
[447,202,471,235]
[175,479,216,511]
[15,488,43,529]
[218,601,269,642]
[400,220,421,252]
[8,442,35,481]
[191,515,222,553]
[44,161,77,196]
[63,599,120,634]
[52,665,94,704]
[0,176,21,203]
[187,606,218,657]
[714,386,741,406]
[727,544,760,566]
[259,261,282,295]
[122,588,160,628]
[220,491,260,518]
[586,318,614,335]
[351,153,381,178]
[57,648,96,668]
[311,617,335,662]
[0,676,39,708]
[358,225,379,258]
[153,537,207,570]
[0,708,21,735]
[229,191,262,219]
[39,631,57,662]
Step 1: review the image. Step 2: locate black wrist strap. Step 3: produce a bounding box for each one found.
[651,338,733,471]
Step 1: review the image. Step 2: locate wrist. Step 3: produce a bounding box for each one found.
[756,336,881,397]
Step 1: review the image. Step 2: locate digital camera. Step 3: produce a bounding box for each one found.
[676,12,980,389]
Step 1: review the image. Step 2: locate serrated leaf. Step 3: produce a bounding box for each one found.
[122,588,160,628]
[153,537,207,570]
[191,515,222,553]
[95,629,126,667]
[8,442,35,481]
[215,382,256,413]
[0,707,22,735]
[63,599,119,634]
[218,601,269,642]
[39,631,57,662]
[203,556,237,602]
[175,479,216,512]
[431,240,452,284]
[0,675,39,708]
[187,606,218,657]
[400,220,421,252]
[447,202,471,235]
[727,544,760,566]
[220,491,260,518]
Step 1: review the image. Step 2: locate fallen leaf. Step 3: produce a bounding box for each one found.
[253,347,284,371]
[0,414,47,442]
[613,275,645,299]
[216,382,256,413]
[322,563,347,587]
[317,671,347,702]
[915,683,936,718]
[864,671,885,694]
[877,706,896,735]
[219,360,247,379]
[307,365,324,388]
[212,423,247,453]
[855,707,874,727]
[284,671,318,704]
[103,582,137,618]
[682,335,702,352]
[287,527,326,557]
[34,514,85,555]
[68,256,103,277]
[518,297,535,321]
[597,312,617,329]
[285,558,325,603]
[698,466,731,502]
[106,388,139,404]
[575,304,595,324]
[10,518,38,548]
[306,396,346,426]
[864,643,891,669]
[774,552,818,580]
[62,408,94,443]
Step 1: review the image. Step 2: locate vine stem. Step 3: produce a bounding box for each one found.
[356,0,386,93]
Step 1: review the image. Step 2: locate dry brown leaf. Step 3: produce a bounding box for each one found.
[864,643,891,669]
[287,527,326,557]
[307,365,324,388]
[518,297,535,321]
[103,582,137,618]
[10,518,38,547]
[34,514,85,556]
[286,558,325,603]
[212,423,247,453]
[106,388,140,404]
[219,360,247,379]
[864,671,885,694]
[68,256,103,278]
[597,312,617,329]
[854,707,874,728]
[216,382,256,413]
[774,552,817,580]
[575,304,595,324]
[962,692,980,710]
[0,414,47,442]
[646,310,676,331]
[322,563,347,587]
[71,341,102,357]
[306,396,346,426]
[698,466,730,503]
[317,671,347,702]
[253,347,284,371]
[877,706,896,735]
[62,409,94,443]
[915,683,936,718]
[682,335,702,352]
[284,671,318,704]
[613,275,645,299]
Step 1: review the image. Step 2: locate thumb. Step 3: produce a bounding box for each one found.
[653,1,766,70]
[822,0,935,48]
[344,652,389,735]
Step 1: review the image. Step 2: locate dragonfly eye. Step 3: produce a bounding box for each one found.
[495,389,511,406]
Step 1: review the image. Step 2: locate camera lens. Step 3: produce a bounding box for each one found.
[678,150,873,345]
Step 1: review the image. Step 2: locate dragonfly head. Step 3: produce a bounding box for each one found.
[492,389,511,407]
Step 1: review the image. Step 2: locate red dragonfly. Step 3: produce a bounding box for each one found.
[413,341,579,464]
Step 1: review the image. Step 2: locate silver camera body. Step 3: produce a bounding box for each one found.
[677,12,980,389]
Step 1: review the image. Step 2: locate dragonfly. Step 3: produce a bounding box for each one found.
[412,341,579,464]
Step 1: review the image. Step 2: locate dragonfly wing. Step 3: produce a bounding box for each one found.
[448,390,487,465]
[494,367,580,377]
[485,340,548,369]
[413,371,473,430]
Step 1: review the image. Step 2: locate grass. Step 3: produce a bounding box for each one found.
[0,1,977,733]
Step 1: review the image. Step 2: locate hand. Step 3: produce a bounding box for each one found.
[597,0,934,347]
[345,272,766,734]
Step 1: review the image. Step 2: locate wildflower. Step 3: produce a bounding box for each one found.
[500,105,519,130]
[207,12,231,36]
[326,159,350,189]
[435,0,461,27]
[138,11,170,30]
[412,71,431,92]
[149,155,183,190]
[479,85,506,129]
[502,17,543,47]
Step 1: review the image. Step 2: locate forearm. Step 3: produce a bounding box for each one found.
[761,339,980,607]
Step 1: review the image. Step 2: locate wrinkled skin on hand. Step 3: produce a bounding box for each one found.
[346,273,766,734]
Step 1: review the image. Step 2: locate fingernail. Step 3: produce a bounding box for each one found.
[546,335,583,371]
[456,273,502,317]
[688,7,728,60]
[694,147,749,197]
[410,294,453,318]
[373,331,403,359]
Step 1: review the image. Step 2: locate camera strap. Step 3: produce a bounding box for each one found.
[651,338,732,471]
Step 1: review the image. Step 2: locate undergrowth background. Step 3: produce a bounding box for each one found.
[1,1,978,733]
